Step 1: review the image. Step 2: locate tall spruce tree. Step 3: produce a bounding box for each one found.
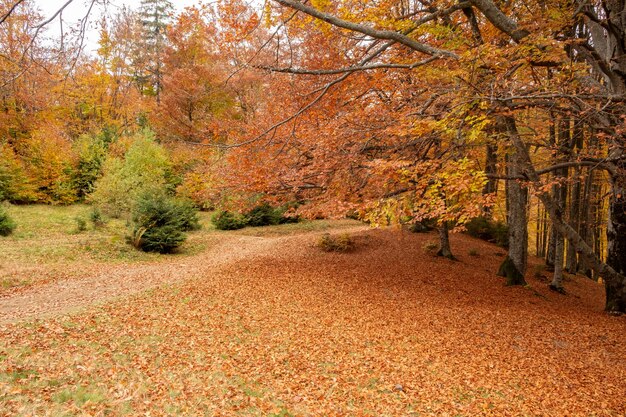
[135,0,173,104]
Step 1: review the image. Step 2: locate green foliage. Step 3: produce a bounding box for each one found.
[129,192,199,253]
[464,216,509,247]
[73,216,87,233]
[72,133,109,200]
[90,129,174,217]
[212,210,247,230]
[172,198,201,231]
[89,207,106,228]
[211,203,299,230]
[0,205,17,236]
[0,142,36,203]
[245,203,283,227]
[316,233,354,252]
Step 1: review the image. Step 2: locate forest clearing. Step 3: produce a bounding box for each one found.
[2,0,626,415]
[1,206,625,416]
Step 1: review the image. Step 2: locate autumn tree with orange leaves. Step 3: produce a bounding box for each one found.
[205,0,626,313]
[0,0,624,312]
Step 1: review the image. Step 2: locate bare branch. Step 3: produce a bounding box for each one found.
[0,0,27,25]
[272,0,458,58]
[35,0,74,29]
[189,41,396,149]
[254,56,439,75]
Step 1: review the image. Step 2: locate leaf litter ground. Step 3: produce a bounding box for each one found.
[1,226,624,416]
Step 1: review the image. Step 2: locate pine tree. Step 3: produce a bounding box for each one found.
[135,0,174,104]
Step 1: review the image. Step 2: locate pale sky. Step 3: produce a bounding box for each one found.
[34,0,202,53]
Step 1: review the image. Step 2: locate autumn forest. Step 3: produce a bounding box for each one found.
[1,0,625,415]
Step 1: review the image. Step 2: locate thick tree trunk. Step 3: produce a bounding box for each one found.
[566,124,584,272]
[504,113,626,313]
[606,162,626,312]
[436,224,455,260]
[551,154,568,290]
[497,117,527,286]
[586,0,626,312]
[549,180,565,289]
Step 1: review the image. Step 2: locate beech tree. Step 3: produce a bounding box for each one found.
[232,0,626,312]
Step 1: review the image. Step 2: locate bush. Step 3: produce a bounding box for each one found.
[129,192,199,253]
[464,216,509,247]
[212,203,299,231]
[74,216,87,233]
[89,207,106,228]
[173,199,201,231]
[212,210,247,230]
[316,233,354,252]
[245,202,300,226]
[0,205,17,236]
[72,133,109,200]
[245,203,283,227]
[89,129,174,217]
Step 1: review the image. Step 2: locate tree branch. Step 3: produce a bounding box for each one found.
[272,0,458,58]
[0,0,27,25]
[254,56,439,75]
[469,0,529,42]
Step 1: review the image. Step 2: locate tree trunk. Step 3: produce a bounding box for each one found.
[436,224,455,260]
[546,226,556,271]
[550,233,565,292]
[545,116,557,271]
[550,170,566,291]
[537,204,549,258]
[606,161,626,312]
[504,112,626,313]
[551,120,568,288]
[497,117,527,286]
[566,167,581,273]
[578,169,594,278]
[482,143,498,216]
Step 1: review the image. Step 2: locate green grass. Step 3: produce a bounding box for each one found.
[0,204,202,265]
[0,204,363,292]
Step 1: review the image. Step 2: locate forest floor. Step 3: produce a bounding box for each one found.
[1,208,625,416]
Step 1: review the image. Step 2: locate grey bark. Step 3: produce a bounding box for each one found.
[482,143,498,216]
[436,224,455,260]
[551,233,565,292]
[566,167,581,273]
[496,117,528,286]
[502,111,626,312]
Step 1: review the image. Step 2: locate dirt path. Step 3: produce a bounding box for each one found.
[0,226,367,324]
